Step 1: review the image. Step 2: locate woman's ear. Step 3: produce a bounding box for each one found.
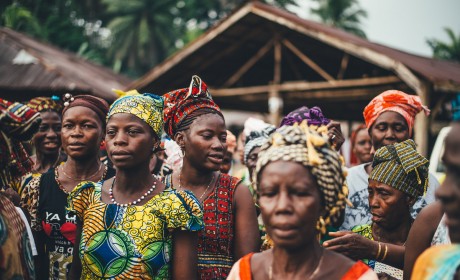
[174,132,186,150]
[406,195,417,207]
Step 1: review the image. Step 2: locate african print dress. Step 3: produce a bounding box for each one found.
[19,166,115,280]
[67,181,204,279]
[352,224,403,279]
[164,173,240,280]
[0,193,35,280]
[412,244,460,279]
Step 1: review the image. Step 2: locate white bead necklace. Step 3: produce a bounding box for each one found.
[109,176,157,207]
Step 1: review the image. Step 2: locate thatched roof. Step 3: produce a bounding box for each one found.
[0,28,131,102]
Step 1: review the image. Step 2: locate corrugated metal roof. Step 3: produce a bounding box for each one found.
[0,28,131,101]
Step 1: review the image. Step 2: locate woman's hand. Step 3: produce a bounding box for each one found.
[327,121,345,151]
[323,231,378,260]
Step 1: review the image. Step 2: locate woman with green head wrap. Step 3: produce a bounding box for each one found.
[228,121,377,280]
[324,139,429,280]
[68,93,204,279]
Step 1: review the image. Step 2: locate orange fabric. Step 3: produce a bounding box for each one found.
[363,90,430,137]
[239,253,255,280]
[341,261,372,280]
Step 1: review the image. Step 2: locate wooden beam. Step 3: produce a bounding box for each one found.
[198,28,263,71]
[252,6,424,93]
[223,39,274,87]
[269,38,283,125]
[210,75,401,96]
[128,4,253,90]
[337,53,349,80]
[414,81,430,156]
[282,39,335,81]
[286,87,391,100]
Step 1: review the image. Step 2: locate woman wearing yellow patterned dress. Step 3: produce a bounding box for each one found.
[67,93,204,279]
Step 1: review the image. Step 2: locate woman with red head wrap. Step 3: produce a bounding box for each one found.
[163,76,259,280]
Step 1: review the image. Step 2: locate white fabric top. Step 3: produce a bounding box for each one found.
[15,206,38,256]
[431,214,451,246]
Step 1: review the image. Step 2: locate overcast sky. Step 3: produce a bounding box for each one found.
[290,0,460,56]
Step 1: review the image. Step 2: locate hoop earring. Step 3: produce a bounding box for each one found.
[180,148,185,158]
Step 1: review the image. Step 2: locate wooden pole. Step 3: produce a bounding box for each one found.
[414,81,430,156]
[269,37,282,125]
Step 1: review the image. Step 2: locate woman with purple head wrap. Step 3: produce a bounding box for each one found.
[280,106,344,151]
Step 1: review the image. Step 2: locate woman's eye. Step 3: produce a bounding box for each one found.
[106,130,116,136]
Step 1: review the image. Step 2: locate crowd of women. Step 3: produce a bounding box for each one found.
[0,75,459,280]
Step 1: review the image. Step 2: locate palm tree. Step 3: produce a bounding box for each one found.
[102,0,182,76]
[310,0,367,38]
[1,3,42,37]
[427,27,460,62]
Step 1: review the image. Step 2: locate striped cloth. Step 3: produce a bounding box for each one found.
[370,139,429,197]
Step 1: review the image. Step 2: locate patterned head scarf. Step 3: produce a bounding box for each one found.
[243,117,271,136]
[279,106,330,127]
[255,121,350,233]
[108,93,164,140]
[62,94,109,125]
[364,90,430,137]
[226,130,237,154]
[0,99,41,186]
[163,75,221,137]
[370,139,429,197]
[244,125,276,164]
[27,96,62,113]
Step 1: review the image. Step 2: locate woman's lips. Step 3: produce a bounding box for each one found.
[371,213,384,223]
[208,154,223,164]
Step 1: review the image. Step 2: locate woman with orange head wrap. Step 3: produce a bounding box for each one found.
[340,90,439,232]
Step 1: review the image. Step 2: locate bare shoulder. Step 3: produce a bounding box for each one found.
[249,250,271,279]
[320,250,356,278]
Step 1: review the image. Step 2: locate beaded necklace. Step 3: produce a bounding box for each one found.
[109,176,157,207]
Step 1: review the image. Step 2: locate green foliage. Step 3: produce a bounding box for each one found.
[427,27,460,62]
[310,0,367,38]
[1,3,42,37]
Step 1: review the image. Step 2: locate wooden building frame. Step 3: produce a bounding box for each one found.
[130,2,460,155]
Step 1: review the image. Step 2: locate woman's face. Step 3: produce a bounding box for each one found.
[259,161,322,250]
[353,128,372,164]
[181,114,227,171]
[246,147,261,182]
[33,111,61,155]
[220,151,233,174]
[368,179,412,229]
[436,122,460,243]
[106,113,155,170]
[370,111,410,151]
[61,106,104,160]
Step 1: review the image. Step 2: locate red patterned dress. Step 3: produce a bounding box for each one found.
[165,173,240,280]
